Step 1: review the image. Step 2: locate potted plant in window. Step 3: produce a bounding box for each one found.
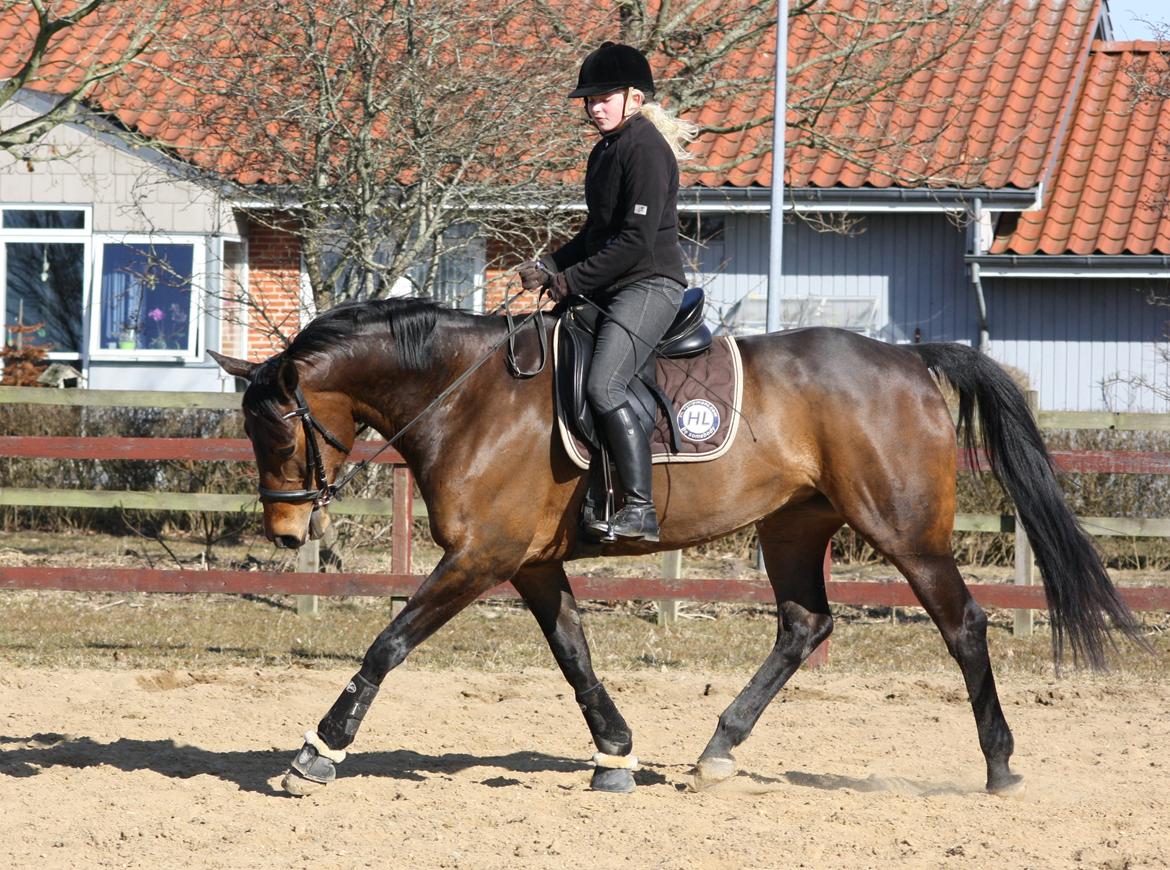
[118,325,139,350]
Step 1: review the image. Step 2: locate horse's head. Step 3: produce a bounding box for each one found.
[211,350,355,549]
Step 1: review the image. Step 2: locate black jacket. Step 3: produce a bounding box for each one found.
[547,114,686,296]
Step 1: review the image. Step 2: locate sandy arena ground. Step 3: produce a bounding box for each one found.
[1,664,1167,869]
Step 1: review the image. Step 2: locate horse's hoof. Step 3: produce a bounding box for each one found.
[590,767,635,794]
[282,768,327,797]
[988,773,1025,796]
[693,755,736,790]
[282,740,336,797]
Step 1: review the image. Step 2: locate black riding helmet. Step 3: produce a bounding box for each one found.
[568,41,655,98]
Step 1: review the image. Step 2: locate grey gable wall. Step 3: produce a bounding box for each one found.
[0,90,242,393]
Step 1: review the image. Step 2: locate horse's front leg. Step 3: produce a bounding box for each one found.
[511,563,638,794]
[282,550,515,795]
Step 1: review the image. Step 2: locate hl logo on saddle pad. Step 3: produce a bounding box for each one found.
[677,399,720,441]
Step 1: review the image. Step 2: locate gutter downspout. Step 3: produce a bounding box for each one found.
[766,0,789,334]
[969,197,990,352]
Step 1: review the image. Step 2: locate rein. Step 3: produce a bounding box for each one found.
[504,286,548,378]
[262,297,550,508]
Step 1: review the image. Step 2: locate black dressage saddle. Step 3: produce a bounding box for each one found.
[556,287,713,452]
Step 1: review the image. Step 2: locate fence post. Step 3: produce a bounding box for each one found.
[656,550,682,627]
[296,539,320,617]
[390,467,414,619]
[1013,390,1039,638]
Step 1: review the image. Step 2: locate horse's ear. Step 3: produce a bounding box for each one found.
[275,356,300,399]
[209,350,257,381]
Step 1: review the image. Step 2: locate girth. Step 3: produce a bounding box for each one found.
[555,287,713,451]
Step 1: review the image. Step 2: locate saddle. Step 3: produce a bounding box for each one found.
[556,288,710,451]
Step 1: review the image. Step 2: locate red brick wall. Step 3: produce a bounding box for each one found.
[243,216,304,360]
[484,237,555,314]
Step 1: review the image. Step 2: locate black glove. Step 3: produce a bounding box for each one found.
[517,260,553,291]
[548,271,572,302]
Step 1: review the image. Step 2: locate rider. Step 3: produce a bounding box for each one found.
[519,42,696,542]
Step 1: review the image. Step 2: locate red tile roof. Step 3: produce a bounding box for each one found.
[1,0,1105,195]
[684,0,1103,190]
[991,41,1170,255]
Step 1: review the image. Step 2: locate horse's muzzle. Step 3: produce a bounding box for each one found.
[273,533,304,550]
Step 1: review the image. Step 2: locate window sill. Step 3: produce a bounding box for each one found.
[89,352,198,364]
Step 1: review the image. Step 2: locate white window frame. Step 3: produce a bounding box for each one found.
[216,236,250,358]
[89,232,205,362]
[0,205,92,361]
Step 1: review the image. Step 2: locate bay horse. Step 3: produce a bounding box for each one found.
[212,297,1142,797]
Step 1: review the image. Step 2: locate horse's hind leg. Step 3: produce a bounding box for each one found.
[694,509,838,789]
[886,550,1022,794]
[511,563,637,793]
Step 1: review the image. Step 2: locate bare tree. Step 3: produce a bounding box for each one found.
[0,0,169,154]
[120,0,1007,326]
[135,0,594,314]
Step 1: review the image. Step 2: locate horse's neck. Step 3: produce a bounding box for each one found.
[338,322,502,460]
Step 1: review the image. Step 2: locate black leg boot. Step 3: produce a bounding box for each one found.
[599,403,660,542]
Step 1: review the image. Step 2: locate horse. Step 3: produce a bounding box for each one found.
[211,296,1143,797]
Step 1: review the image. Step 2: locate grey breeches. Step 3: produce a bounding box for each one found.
[586,276,686,414]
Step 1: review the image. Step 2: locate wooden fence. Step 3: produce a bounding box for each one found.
[2,386,1169,632]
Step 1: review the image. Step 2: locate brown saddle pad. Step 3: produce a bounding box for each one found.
[556,335,744,471]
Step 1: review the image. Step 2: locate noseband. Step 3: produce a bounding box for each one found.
[258,385,350,508]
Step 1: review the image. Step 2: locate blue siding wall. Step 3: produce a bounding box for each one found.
[695,212,976,343]
[986,278,1169,412]
[692,212,1169,411]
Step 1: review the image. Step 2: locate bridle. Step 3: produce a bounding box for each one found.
[258,384,350,509]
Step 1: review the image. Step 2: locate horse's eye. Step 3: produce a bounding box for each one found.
[275,445,296,460]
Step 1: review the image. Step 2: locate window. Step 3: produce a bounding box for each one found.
[3,209,86,230]
[432,225,484,310]
[93,238,201,358]
[216,239,249,359]
[4,243,85,352]
[2,208,214,363]
[781,297,881,333]
[679,214,726,281]
[1,208,89,358]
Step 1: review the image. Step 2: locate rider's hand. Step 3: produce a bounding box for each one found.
[517,260,552,291]
[548,272,572,302]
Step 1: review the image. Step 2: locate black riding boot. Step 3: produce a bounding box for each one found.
[599,402,659,542]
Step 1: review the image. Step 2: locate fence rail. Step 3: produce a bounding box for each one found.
[3,566,1169,611]
[2,387,1168,621]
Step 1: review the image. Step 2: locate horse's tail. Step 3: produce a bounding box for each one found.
[907,342,1146,669]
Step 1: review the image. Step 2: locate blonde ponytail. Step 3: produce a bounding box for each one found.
[628,89,699,160]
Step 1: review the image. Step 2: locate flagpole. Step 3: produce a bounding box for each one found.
[766,0,789,333]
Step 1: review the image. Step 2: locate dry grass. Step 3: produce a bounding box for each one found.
[2,587,1166,679]
[2,529,1167,679]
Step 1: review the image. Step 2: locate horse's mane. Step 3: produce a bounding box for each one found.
[285,297,449,371]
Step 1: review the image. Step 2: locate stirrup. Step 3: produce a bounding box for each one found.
[580,445,618,543]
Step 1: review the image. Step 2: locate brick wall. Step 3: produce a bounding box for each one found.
[484,237,554,314]
[243,215,304,360]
